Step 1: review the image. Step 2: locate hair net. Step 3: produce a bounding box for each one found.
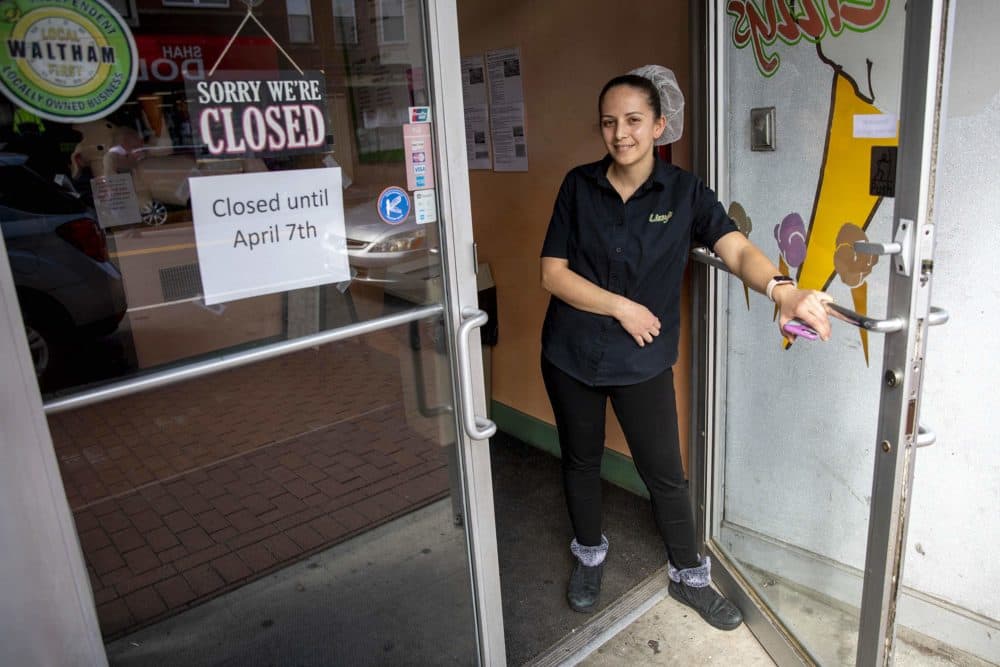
[629,65,684,145]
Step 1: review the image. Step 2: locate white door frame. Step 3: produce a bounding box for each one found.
[426,1,506,663]
[0,232,108,667]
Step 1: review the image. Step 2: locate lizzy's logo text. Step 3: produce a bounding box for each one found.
[649,212,673,224]
[727,0,890,77]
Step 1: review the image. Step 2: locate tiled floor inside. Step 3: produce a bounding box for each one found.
[50,334,453,637]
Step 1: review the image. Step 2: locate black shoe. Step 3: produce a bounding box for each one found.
[567,561,603,613]
[668,580,743,630]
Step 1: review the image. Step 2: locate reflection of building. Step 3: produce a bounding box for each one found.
[60,0,430,181]
[0,0,430,185]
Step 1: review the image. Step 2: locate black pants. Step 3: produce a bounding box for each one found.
[541,357,700,569]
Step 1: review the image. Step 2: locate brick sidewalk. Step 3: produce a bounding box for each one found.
[48,336,453,637]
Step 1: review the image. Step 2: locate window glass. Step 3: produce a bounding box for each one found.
[3,3,479,665]
[288,14,314,43]
[0,165,85,215]
[161,0,229,7]
[0,0,435,397]
[379,0,406,44]
[333,0,358,44]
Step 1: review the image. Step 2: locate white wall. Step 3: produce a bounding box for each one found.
[718,1,999,661]
[909,0,1000,623]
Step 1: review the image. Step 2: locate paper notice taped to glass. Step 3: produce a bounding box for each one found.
[853,114,898,139]
[92,173,142,228]
[189,167,350,305]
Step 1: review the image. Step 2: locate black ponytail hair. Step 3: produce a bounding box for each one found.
[598,74,662,119]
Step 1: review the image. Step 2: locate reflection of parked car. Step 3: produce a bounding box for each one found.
[71,121,266,226]
[1,153,127,386]
[344,197,430,271]
[342,195,442,308]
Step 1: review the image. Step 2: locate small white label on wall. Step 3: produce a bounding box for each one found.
[189,167,350,305]
[414,189,437,225]
[853,114,898,138]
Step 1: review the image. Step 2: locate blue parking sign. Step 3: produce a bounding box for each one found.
[377,186,411,224]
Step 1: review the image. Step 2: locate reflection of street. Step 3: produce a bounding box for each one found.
[51,332,453,638]
[30,207,441,396]
[41,327,136,395]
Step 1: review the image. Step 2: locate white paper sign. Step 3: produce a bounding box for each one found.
[853,114,898,138]
[487,47,528,172]
[91,173,141,228]
[189,168,350,305]
[462,55,491,170]
[464,104,491,170]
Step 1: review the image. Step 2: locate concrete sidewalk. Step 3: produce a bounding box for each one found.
[527,564,775,667]
[583,595,775,666]
[104,492,984,666]
[575,575,990,667]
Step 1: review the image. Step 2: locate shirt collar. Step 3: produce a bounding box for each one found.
[585,154,671,193]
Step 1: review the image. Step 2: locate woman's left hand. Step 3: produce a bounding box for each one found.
[773,287,834,342]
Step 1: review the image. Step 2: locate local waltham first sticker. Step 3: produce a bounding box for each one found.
[0,0,138,122]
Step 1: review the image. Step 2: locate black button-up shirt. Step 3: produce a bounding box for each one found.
[541,155,738,386]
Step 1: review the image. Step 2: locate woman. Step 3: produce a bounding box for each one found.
[539,69,833,630]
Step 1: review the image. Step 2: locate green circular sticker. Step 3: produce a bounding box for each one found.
[0,0,137,122]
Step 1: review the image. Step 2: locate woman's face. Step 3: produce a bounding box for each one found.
[599,85,666,169]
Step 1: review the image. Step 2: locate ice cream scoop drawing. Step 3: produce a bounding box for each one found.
[833,223,879,363]
[773,212,807,320]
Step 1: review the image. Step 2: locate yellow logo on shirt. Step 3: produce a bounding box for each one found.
[649,211,673,224]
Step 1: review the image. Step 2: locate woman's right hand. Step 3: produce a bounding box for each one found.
[615,298,661,347]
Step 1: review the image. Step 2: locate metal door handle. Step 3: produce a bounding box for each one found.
[826,302,905,333]
[853,241,902,256]
[826,303,949,334]
[915,425,936,448]
[409,321,453,418]
[457,307,497,440]
[928,307,949,327]
[853,218,915,276]
[690,247,948,336]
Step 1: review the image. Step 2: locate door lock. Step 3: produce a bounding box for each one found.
[885,370,902,388]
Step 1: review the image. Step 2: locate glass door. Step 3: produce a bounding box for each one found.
[0,0,503,664]
[694,1,952,664]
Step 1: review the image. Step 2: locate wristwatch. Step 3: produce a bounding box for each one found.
[766,275,796,302]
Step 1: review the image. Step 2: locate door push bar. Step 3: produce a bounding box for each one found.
[690,247,946,449]
[457,307,497,440]
[689,248,950,334]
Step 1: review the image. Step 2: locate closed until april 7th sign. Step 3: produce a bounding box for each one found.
[189,168,350,305]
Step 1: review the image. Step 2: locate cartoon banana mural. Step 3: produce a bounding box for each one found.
[795,69,897,364]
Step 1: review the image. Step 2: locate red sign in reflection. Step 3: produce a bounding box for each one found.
[136,35,278,83]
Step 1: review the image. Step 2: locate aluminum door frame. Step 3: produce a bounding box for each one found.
[425,2,506,664]
[0,1,506,664]
[690,1,955,665]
